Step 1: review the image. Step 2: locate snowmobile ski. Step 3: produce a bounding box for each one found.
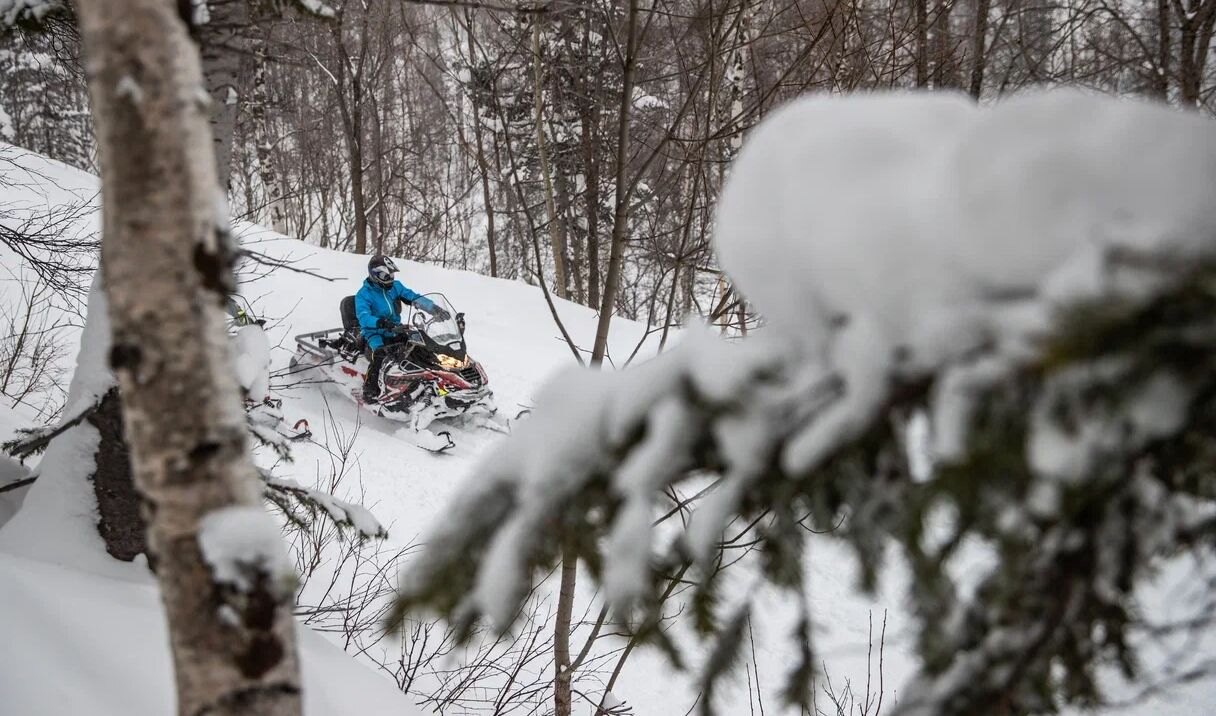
[286,418,313,442]
[396,427,456,454]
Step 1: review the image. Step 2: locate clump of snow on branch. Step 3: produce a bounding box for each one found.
[0,102,12,141]
[189,0,209,25]
[294,0,335,19]
[714,90,1216,476]
[233,322,272,400]
[246,400,293,459]
[200,505,296,596]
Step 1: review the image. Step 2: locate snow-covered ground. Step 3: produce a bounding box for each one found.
[3,125,1215,716]
[0,550,416,715]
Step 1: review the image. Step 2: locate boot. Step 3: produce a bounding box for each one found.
[363,348,386,403]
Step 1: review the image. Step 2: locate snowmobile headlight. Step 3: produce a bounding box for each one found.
[437,353,468,371]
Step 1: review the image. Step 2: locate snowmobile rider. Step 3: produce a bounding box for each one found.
[356,255,451,402]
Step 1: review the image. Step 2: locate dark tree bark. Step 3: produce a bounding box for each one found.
[915,0,929,87]
[533,20,569,300]
[465,13,499,277]
[969,0,991,99]
[931,0,956,88]
[1155,0,1171,100]
[331,13,370,254]
[1175,0,1216,107]
[591,0,641,366]
[90,388,145,561]
[579,4,602,307]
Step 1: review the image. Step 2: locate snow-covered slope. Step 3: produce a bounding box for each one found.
[0,551,415,715]
[0,142,658,715]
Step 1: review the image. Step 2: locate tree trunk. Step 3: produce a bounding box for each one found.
[349,89,368,254]
[725,0,754,155]
[580,6,602,307]
[553,3,648,706]
[1176,2,1216,108]
[466,15,498,277]
[75,0,302,713]
[332,20,369,254]
[553,543,577,716]
[370,90,389,253]
[556,169,584,303]
[582,118,601,306]
[915,0,929,87]
[533,21,569,300]
[251,34,287,234]
[1154,0,1170,100]
[969,0,991,99]
[195,0,251,192]
[931,0,956,88]
[591,0,641,366]
[474,127,498,275]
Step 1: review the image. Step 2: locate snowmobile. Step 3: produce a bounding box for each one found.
[290,293,501,452]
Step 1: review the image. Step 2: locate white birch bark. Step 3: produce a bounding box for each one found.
[73,0,302,713]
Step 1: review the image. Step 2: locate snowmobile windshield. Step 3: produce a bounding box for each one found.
[409,294,464,353]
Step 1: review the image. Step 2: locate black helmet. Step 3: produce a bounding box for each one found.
[368,255,398,287]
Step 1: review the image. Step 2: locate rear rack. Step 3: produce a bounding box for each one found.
[295,327,354,361]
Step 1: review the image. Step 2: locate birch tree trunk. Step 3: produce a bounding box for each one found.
[251,34,288,234]
[74,0,302,714]
[196,0,251,191]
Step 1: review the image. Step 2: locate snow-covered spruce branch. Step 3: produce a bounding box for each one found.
[393,92,1216,715]
[262,473,386,541]
[395,263,1216,714]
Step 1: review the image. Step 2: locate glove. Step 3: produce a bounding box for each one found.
[432,308,451,322]
[376,317,396,330]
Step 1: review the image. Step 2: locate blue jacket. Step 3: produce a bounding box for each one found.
[355,279,437,350]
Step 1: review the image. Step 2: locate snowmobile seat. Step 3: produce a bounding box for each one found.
[339,295,367,355]
[340,295,358,333]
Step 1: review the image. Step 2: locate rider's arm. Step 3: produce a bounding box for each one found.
[394,281,437,313]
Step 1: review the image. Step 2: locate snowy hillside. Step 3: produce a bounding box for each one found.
[0,142,668,714]
[4,136,1216,716]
